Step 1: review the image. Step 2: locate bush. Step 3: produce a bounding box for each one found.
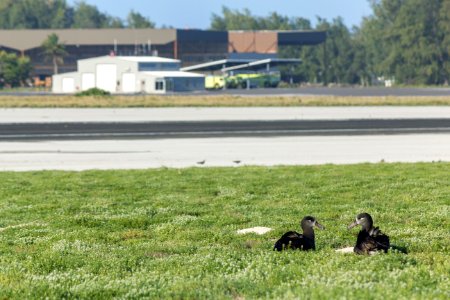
[75,87,111,97]
[0,51,32,88]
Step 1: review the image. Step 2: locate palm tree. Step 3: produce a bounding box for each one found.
[41,33,67,75]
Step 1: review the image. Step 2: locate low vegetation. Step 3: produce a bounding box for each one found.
[0,163,448,299]
[75,87,111,97]
[0,94,449,107]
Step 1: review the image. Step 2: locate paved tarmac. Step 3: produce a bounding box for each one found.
[0,106,448,171]
[1,119,449,140]
[0,134,448,171]
[1,106,449,123]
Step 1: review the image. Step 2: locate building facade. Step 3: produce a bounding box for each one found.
[0,29,326,78]
[52,56,204,94]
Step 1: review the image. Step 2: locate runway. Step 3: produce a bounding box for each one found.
[0,119,449,140]
[1,134,448,171]
[0,106,448,170]
[1,106,449,123]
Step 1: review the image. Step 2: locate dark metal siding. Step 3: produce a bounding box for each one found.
[176,30,229,67]
[277,31,327,45]
[176,29,228,42]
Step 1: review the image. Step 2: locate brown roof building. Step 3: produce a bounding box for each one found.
[0,29,325,76]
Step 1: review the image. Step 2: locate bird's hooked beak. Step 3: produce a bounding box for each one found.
[314,220,324,230]
[347,218,359,230]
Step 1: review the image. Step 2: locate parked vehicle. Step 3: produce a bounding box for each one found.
[205,72,280,89]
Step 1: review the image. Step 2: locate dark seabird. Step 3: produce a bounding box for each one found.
[348,212,390,254]
[274,216,324,251]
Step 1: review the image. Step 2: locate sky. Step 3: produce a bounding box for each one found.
[66,0,373,29]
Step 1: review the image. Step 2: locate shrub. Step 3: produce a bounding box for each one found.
[75,87,111,97]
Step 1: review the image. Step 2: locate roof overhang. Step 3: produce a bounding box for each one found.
[141,71,204,78]
[277,31,327,46]
[222,58,302,72]
[0,29,177,51]
[180,59,253,72]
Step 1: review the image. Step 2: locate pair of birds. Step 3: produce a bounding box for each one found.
[273,213,390,254]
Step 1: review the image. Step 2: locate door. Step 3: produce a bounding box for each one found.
[81,73,95,91]
[122,73,136,93]
[96,64,117,93]
[62,78,75,93]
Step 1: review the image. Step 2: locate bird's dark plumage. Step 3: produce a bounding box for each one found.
[348,212,390,254]
[274,216,324,251]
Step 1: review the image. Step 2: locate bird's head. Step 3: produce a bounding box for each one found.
[301,216,324,230]
[348,212,373,231]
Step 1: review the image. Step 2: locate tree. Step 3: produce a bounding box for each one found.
[210,6,259,30]
[41,33,67,75]
[361,0,449,85]
[0,0,127,29]
[16,55,32,85]
[109,17,125,28]
[438,0,450,84]
[210,6,320,84]
[0,51,32,87]
[127,10,155,28]
[72,1,123,28]
[0,0,71,29]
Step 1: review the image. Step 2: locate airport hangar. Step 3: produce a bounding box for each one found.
[51,55,302,94]
[0,28,326,77]
[52,55,205,94]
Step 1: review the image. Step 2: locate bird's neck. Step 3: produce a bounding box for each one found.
[363,225,373,232]
[302,227,315,239]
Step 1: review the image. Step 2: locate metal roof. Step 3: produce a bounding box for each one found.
[76,55,180,64]
[0,29,326,52]
[222,58,302,72]
[180,59,254,72]
[0,29,177,51]
[141,71,204,78]
[52,72,78,78]
[229,30,327,46]
[117,56,180,63]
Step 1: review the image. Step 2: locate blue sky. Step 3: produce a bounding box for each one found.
[67,0,373,29]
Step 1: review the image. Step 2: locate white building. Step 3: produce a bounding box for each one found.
[52,56,205,94]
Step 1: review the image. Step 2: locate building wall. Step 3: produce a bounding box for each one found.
[53,56,205,94]
[228,31,278,54]
[176,30,228,67]
[26,43,176,77]
[0,29,327,79]
[171,77,205,92]
[137,75,204,93]
[52,72,80,93]
[77,56,140,93]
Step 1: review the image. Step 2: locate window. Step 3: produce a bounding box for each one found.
[155,80,165,91]
[139,62,180,71]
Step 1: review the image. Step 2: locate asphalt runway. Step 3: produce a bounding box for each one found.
[1,134,449,171]
[1,107,449,123]
[1,119,449,140]
[0,106,448,170]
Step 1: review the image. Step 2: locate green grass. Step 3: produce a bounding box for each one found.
[0,94,450,107]
[0,163,448,299]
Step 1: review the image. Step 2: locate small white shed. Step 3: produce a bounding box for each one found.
[52,56,205,94]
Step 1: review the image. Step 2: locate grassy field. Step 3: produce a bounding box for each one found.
[0,163,448,299]
[0,94,450,107]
